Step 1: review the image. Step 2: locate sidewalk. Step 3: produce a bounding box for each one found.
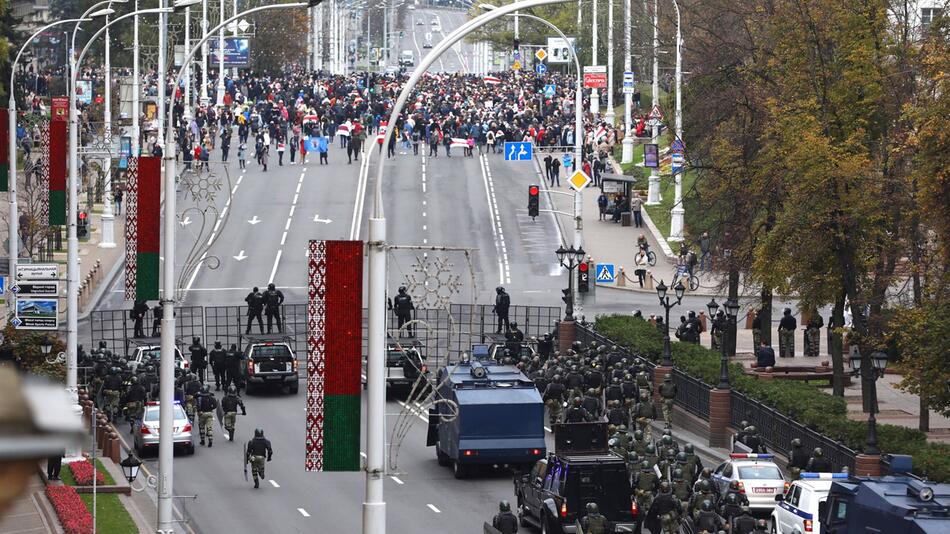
[0,474,60,534]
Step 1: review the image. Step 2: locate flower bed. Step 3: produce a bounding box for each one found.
[65,459,106,486]
[45,485,93,534]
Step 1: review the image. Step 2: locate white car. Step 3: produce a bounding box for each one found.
[133,401,195,455]
[771,473,848,533]
[712,453,788,513]
[128,344,187,373]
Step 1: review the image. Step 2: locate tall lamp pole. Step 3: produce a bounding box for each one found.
[620,0,634,162]
[708,297,739,389]
[590,0,599,115]
[216,0,226,106]
[656,280,685,367]
[646,0,661,204]
[7,17,90,286]
[849,351,888,455]
[556,245,585,321]
[604,0,615,125]
[668,0,685,240]
[100,6,117,249]
[367,5,572,534]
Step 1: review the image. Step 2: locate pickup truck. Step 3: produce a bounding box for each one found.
[385,340,428,392]
[514,423,640,533]
[241,335,298,395]
[126,343,187,373]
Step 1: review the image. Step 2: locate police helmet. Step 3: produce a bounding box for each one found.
[640,460,652,471]
[701,499,713,512]
[129,375,138,384]
[510,322,518,328]
[268,283,276,291]
[813,447,824,457]
[676,452,688,463]
[228,385,237,395]
[201,384,210,394]
[700,467,712,479]
[499,500,510,512]
[645,443,656,455]
[628,452,640,463]
[684,444,694,455]
[552,374,562,382]
[673,468,684,480]
[791,438,802,448]
[192,336,199,344]
[634,430,644,441]
[698,479,711,492]
[496,286,505,294]
[747,425,757,435]
[661,435,673,446]
[659,481,671,494]
[586,502,599,514]
[398,285,407,293]
[664,373,672,382]
[618,424,628,433]
[255,428,264,438]
[573,397,582,407]
[739,419,749,429]
[725,492,738,505]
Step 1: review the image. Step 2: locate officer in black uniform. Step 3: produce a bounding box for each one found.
[505,322,524,358]
[151,302,163,337]
[220,386,247,442]
[245,428,274,489]
[564,397,590,423]
[245,287,265,334]
[491,500,518,534]
[188,337,208,383]
[807,447,833,472]
[537,333,554,363]
[224,343,243,391]
[210,341,227,391]
[788,438,810,478]
[131,299,149,338]
[493,286,510,333]
[263,283,285,333]
[646,481,681,534]
[694,500,725,533]
[732,506,757,534]
[392,286,415,337]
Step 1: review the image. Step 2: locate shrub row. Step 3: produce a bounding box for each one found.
[66,460,106,486]
[46,485,93,534]
[593,314,949,481]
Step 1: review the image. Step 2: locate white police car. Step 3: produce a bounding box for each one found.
[712,454,788,513]
[771,473,847,533]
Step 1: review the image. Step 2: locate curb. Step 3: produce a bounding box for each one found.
[78,254,125,322]
[607,155,676,260]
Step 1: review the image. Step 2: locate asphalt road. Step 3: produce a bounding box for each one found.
[84,8,775,534]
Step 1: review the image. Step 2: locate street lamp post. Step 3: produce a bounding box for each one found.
[656,280,685,367]
[100,6,117,249]
[849,351,888,455]
[646,0,661,204]
[590,0,599,116]
[555,245,585,321]
[708,297,740,389]
[668,0,685,240]
[621,0,634,163]
[216,0,226,106]
[368,5,573,534]
[604,0,615,125]
[7,17,90,285]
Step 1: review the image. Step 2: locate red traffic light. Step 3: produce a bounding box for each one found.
[79,211,87,220]
[529,186,539,196]
[579,262,588,272]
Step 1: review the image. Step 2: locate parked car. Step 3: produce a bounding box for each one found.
[133,401,194,455]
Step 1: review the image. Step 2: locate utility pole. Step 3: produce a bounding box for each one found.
[217,0,226,106]
[668,0,684,240]
[604,0,615,125]
[201,0,209,105]
[183,6,192,122]
[132,0,140,158]
[621,0,634,163]
[100,11,116,248]
[646,0,661,204]
[590,0,599,116]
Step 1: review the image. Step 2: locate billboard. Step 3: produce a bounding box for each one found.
[208,37,251,67]
[546,37,577,65]
[75,80,93,105]
[15,298,59,330]
[583,66,607,89]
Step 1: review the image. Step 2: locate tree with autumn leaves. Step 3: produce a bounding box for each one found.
[682,0,950,427]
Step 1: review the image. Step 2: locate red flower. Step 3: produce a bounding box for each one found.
[68,460,105,486]
[45,485,93,534]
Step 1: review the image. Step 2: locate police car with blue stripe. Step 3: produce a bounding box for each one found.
[772,472,846,534]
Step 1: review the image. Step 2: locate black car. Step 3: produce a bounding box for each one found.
[514,423,640,533]
[241,336,298,395]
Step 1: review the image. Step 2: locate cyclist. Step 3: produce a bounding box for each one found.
[637,233,650,253]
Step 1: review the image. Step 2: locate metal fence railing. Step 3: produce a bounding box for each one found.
[89,305,204,357]
[673,368,711,419]
[731,390,856,473]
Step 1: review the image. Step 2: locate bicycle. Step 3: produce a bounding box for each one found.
[638,245,657,266]
[674,268,700,292]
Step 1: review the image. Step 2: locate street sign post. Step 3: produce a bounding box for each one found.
[568,170,591,191]
[15,264,58,281]
[512,60,522,70]
[535,49,547,61]
[536,63,547,75]
[622,71,635,94]
[504,142,533,161]
[595,264,616,284]
[583,65,607,89]
[14,298,59,330]
[11,281,60,297]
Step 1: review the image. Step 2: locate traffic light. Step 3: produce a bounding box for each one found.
[78,211,88,238]
[561,287,572,307]
[578,261,590,293]
[528,184,539,218]
[513,38,520,51]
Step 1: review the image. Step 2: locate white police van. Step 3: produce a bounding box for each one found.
[772,473,848,533]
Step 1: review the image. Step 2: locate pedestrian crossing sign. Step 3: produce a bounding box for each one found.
[568,170,591,191]
[596,264,615,283]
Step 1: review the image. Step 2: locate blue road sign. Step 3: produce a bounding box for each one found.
[544,84,556,98]
[596,264,616,283]
[504,142,533,161]
[671,152,685,174]
[0,276,5,295]
[562,152,573,169]
[671,138,685,153]
[536,63,547,75]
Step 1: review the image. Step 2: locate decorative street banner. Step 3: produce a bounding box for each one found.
[124,157,138,301]
[0,110,8,191]
[306,240,363,472]
[136,157,161,301]
[48,120,67,225]
[38,120,49,224]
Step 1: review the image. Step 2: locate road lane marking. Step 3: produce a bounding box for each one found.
[479,154,510,285]
[427,504,441,514]
[284,218,292,231]
[296,182,302,194]
[269,480,280,488]
[293,193,299,204]
[268,249,282,285]
[281,231,288,246]
[390,476,404,485]
[289,205,295,217]
[297,508,310,517]
[350,145,371,239]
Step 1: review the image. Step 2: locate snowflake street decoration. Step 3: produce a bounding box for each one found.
[180,171,223,203]
[404,255,462,310]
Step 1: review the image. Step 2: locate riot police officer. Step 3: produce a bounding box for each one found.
[807,447,833,472]
[493,286,510,333]
[210,341,227,391]
[581,502,607,534]
[694,499,725,533]
[491,500,518,534]
[543,376,566,426]
[225,343,243,391]
[183,373,202,421]
[263,283,285,333]
[392,286,415,338]
[805,312,824,357]
[634,391,657,440]
[788,438,810,479]
[647,481,682,534]
[778,308,797,358]
[564,397,590,423]
[245,287,265,334]
[122,376,147,431]
[196,384,218,447]
[658,374,677,429]
[732,506,757,534]
[220,386,246,442]
[131,299,149,338]
[245,428,274,489]
[188,337,208,383]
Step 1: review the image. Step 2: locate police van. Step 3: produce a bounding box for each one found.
[772,472,846,534]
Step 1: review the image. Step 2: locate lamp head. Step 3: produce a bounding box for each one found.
[88,8,115,18]
[656,280,667,301]
[673,281,686,301]
[725,298,740,319]
[172,0,202,10]
[706,298,719,318]
[555,245,568,266]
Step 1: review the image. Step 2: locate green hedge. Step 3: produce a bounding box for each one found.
[593,314,949,482]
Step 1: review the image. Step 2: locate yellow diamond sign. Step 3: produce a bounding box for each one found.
[569,170,591,191]
[535,49,547,61]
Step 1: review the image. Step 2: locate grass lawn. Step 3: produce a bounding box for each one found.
[61,459,117,486]
[643,169,698,240]
[80,493,137,534]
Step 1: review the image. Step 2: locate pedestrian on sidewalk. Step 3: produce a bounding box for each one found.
[544,153,553,183]
[778,308,797,358]
[631,193,643,228]
[698,231,711,271]
[47,450,64,480]
[551,157,561,187]
[114,188,123,216]
[277,138,286,166]
[317,134,329,165]
[598,192,608,221]
[261,146,269,172]
[238,144,246,170]
[634,250,648,288]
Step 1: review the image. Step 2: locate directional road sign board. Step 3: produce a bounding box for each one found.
[536,63,547,75]
[596,264,616,283]
[562,152,573,169]
[12,281,60,297]
[14,298,59,330]
[568,170,591,191]
[671,152,685,174]
[16,264,58,281]
[535,48,547,61]
[623,71,635,94]
[544,84,556,98]
[504,142,533,161]
[0,276,4,295]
